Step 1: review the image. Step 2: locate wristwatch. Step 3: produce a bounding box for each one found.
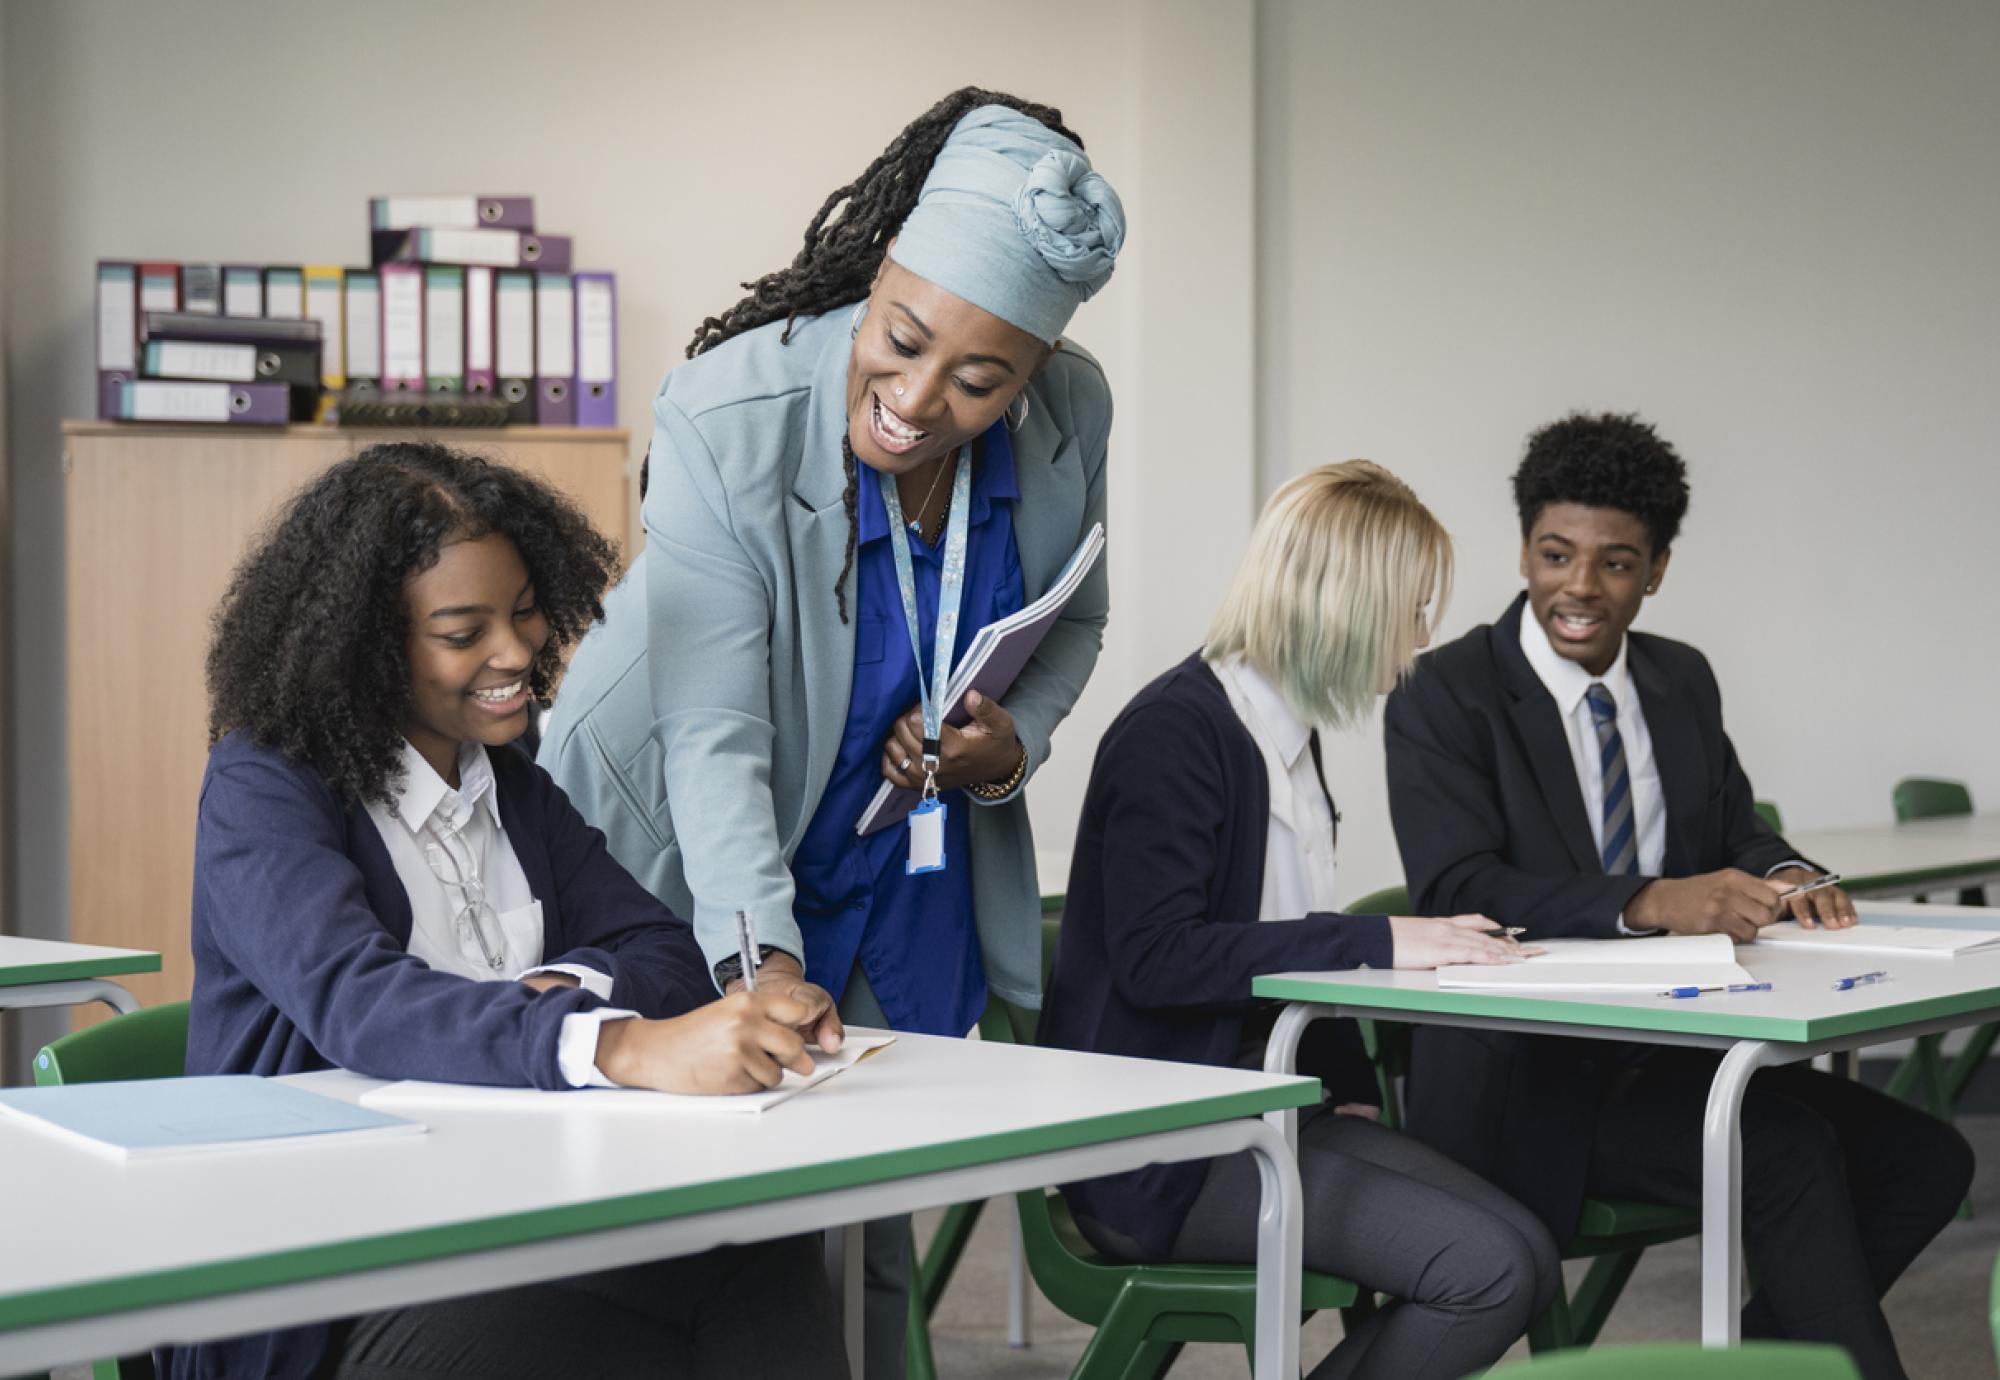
[713,945,783,987]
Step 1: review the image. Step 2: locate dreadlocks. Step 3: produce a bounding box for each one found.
[684,87,1083,624]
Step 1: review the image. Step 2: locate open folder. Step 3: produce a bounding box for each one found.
[855,522,1105,837]
[1437,934,1754,992]
[358,1034,896,1118]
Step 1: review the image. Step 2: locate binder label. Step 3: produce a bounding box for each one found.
[467,266,494,373]
[345,278,382,379]
[378,196,478,230]
[496,275,534,378]
[148,341,257,382]
[537,277,575,377]
[382,269,424,382]
[126,381,233,423]
[97,265,137,371]
[578,278,615,385]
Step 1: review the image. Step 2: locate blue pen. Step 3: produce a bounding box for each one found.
[1662,983,1773,999]
[1832,970,1889,991]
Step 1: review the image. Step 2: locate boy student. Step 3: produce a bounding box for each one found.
[1383,412,1970,1379]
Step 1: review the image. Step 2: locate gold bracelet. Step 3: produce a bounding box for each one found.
[966,745,1029,801]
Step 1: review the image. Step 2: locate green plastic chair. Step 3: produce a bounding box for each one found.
[34,1001,190,1380]
[1344,885,1700,1353]
[1000,920,1368,1380]
[1485,1340,1861,1378]
[1753,800,1785,833]
[1885,779,1992,1124]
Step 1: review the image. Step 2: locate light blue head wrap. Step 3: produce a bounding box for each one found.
[888,104,1127,344]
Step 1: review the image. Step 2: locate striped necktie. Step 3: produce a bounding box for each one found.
[1585,683,1638,875]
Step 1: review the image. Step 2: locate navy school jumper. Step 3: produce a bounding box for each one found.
[171,731,714,1380]
[1036,655,1392,1256]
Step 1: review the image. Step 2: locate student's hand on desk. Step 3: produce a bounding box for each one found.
[595,989,835,1094]
[1625,870,1785,942]
[1768,867,1859,930]
[1388,915,1522,968]
[879,692,1023,793]
[723,951,845,1052]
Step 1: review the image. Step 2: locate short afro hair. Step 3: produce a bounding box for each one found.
[1512,412,1690,554]
[206,440,621,805]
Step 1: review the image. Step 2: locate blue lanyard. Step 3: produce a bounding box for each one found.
[877,446,973,800]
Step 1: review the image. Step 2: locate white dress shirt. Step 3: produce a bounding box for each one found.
[1211,658,1342,920]
[364,740,634,1087]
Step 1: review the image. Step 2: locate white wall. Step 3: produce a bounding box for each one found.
[1,0,1256,1039]
[1260,0,2000,903]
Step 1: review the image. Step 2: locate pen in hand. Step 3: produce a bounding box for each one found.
[734,909,760,994]
[1776,873,1843,902]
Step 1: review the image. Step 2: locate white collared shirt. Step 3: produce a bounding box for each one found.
[1212,658,1341,920]
[1517,613,1668,882]
[363,741,633,1087]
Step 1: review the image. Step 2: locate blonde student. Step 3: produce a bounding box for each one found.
[1039,461,1557,1380]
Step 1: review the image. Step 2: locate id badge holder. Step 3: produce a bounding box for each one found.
[907,798,947,875]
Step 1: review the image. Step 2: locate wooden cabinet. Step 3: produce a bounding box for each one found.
[61,422,633,1023]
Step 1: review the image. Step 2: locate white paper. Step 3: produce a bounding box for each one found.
[1438,934,1753,991]
[359,1035,896,1117]
[1756,912,2000,957]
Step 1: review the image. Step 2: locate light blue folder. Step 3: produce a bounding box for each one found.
[0,1076,423,1159]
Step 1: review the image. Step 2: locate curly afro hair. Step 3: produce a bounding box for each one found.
[206,440,621,805]
[1512,412,1690,555]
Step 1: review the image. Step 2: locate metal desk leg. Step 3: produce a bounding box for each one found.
[1262,1001,1340,1154]
[823,1224,864,1378]
[1245,1118,1304,1380]
[0,978,142,1016]
[1006,1203,1031,1348]
[1701,1040,1780,1346]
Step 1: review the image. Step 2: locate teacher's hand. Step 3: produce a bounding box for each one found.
[879,691,1023,793]
[722,951,845,1053]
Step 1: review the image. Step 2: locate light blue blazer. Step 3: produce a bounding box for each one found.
[539,307,1111,1008]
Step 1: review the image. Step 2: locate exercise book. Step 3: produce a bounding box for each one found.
[1756,904,2000,957]
[1438,934,1753,991]
[359,1033,897,1117]
[0,1076,423,1160]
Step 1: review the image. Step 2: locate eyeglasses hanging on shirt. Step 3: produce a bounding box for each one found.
[420,816,509,973]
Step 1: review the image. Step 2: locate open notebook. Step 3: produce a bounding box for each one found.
[1437,934,1753,992]
[1755,900,2000,957]
[359,1034,896,1117]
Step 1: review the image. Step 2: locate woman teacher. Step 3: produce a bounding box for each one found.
[539,88,1123,1376]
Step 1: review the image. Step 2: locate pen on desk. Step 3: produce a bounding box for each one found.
[1777,872,1843,901]
[1832,970,1889,991]
[734,909,760,993]
[1662,983,1774,999]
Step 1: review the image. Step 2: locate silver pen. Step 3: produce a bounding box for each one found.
[734,909,760,993]
[1777,872,1842,902]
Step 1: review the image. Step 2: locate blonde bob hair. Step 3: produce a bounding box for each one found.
[1203,460,1452,730]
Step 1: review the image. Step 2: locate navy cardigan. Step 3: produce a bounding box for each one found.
[1037,656,1393,1256]
[172,731,714,1380]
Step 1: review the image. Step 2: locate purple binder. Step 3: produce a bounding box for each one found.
[370,195,534,232]
[95,261,139,420]
[115,380,290,425]
[574,272,616,427]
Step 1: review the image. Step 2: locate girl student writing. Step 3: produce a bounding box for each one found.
[181,441,844,1380]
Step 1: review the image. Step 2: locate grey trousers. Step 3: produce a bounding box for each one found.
[1079,1106,1560,1380]
[328,1236,845,1379]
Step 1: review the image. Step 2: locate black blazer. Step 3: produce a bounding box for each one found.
[1382,594,1807,1239]
[1039,654,1390,1256]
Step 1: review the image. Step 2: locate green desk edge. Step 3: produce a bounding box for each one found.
[0,1078,1315,1333]
[1252,974,2000,1044]
[1839,856,2000,896]
[0,951,161,988]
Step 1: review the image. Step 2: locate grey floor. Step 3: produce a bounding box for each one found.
[917,1113,2000,1379]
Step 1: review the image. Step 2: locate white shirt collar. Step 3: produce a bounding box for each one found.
[1517,601,1635,718]
[389,740,497,834]
[1212,657,1313,768]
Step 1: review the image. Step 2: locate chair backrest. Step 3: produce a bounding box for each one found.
[1754,800,1785,832]
[1894,776,1975,823]
[34,1001,191,1087]
[1486,1340,1861,1379]
[1346,884,1410,915]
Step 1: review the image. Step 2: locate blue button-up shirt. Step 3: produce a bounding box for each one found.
[790,420,1024,1036]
